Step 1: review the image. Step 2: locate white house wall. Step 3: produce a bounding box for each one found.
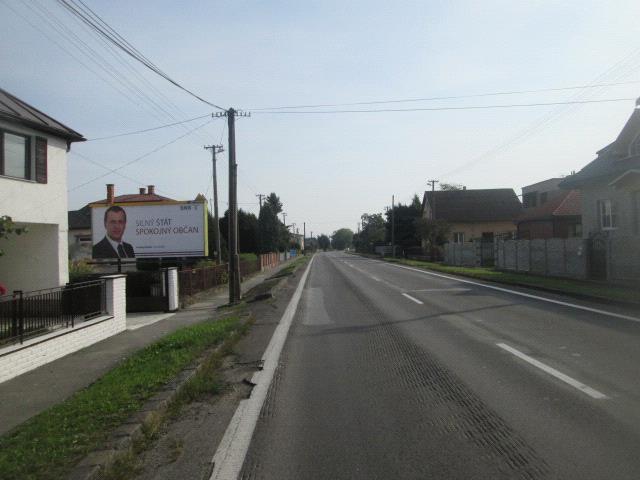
[0,120,70,291]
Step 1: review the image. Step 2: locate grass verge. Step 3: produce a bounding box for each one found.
[270,255,310,279]
[362,255,638,305]
[0,314,244,480]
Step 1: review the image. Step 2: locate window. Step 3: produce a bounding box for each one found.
[598,199,617,229]
[0,130,47,183]
[522,192,537,208]
[453,232,465,243]
[539,192,548,204]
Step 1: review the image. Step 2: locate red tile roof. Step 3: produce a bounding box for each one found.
[92,193,175,204]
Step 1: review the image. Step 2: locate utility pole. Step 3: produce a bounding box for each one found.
[214,108,250,303]
[256,193,265,209]
[204,144,224,265]
[303,222,306,254]
[282,212,287,227]
[427,179,439,220]
[391,194,395,257]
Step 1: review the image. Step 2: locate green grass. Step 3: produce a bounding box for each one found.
[368,256,639,304]
[271,255,310,279]
[239,252,258,262]
[0,315,243,480]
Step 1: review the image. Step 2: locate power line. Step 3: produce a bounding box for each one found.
[68,118,212,193]
[54,0,225,111]
[251,97,636,115]
[248,79,640,111]
[87,113,212,141]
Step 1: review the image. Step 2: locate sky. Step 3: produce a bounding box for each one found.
[2,0,640,237]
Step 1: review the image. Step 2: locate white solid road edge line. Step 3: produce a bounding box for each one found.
[209,256,315,480]
[385,262,640,323]
[401,292,424,304]
[496,343,608,400]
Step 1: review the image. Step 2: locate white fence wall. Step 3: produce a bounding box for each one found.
[496,238,587,279]
[0,275,126,384]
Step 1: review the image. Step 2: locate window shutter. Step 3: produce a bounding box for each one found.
[35,137,47,183]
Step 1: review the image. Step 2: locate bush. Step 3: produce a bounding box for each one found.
[68,260,95,282]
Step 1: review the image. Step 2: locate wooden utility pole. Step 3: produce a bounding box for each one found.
[204,144,224,264]
[427,179,439,220]
[256,193,265,209]
[282,212,287,227]
[214,108,250,303]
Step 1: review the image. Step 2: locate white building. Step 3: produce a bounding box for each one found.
[0,88,85,292]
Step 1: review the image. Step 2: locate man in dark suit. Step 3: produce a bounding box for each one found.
[92,205,136,259]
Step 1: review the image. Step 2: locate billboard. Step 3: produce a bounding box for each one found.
[91,201,208,259]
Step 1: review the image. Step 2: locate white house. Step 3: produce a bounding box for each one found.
[0,88,85,292]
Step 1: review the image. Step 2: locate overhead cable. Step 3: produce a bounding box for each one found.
[252,97,636,115]
[87,114,212,141]
[248,79,640,111]
[55,0,226,111]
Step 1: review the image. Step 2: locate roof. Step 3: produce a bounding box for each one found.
[423,188,522,223]
[0,88,85,142]
[68,205,92,230]
[560,104,640,189]
[91,193,176,205]
[517,190,581,222]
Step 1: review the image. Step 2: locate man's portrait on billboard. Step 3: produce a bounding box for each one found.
[92,205,136,259]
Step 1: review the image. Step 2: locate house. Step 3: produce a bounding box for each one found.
[68,184,175,260]
[0,88,85,291]
[560,98,640,282]
[421,188,522,244]
[517,178,582,239]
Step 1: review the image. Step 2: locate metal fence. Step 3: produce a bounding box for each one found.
[178,259,262,299]
[0,280,107,346]
[178,264,228,298]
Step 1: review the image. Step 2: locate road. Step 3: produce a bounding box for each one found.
[239,252,640,479]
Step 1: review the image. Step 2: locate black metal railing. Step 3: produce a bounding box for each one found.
[0,280,107,346]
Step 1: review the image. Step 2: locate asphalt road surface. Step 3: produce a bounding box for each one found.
[240,252,640,479]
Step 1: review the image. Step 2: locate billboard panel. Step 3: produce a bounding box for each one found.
[91,202,208,259]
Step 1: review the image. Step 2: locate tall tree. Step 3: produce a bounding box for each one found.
[331,228,354,250]
[384,194,422,250]
[354,213,385,253]
[219,209,259,255]
[264,193,283,214]
[317,234,330,251]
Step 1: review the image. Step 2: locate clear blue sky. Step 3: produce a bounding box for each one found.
[2,0,640,236]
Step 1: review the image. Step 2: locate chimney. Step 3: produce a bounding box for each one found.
[139,187,146,195]
[107,184,115,204]
[147,185,155,195]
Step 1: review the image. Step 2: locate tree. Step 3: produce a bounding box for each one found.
[384,195,422,252]
[331,228,353,250]
[416,218,451,249]
[317,234,330,251]
[219,209,259,255]
[264,193,283,214]
[354,213,385,253]
[0,215,27,257]
[258,204,281,253]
